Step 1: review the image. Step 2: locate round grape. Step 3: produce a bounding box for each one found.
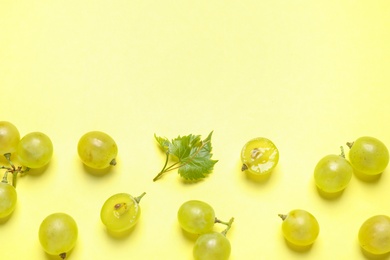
[0,121,20,155]
[38,212,78,259]
[178,200,215,235]
[314,154,353,193]
[101,192,145,233]
[193,232,231,260]
[17,132,53,169]
[241,137,279,176]
[77,131,118,169]
[348,136,389,175]
[279,209,320,247]
[358,215,390,255]
[0,181,17,219]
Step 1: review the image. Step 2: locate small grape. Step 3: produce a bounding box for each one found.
[347,136,389,175]
[101,192,146,233]
[0,181,17,219]
[0,121,20,155]
[17,132,53,169]
[193,217,234,260]
[193,232,231,260]
[358,215,390,255]
[77,131,118,169]
[279,209,320,247]
[177,200,215,235]
[38,212,78,259]
[241,137,279,176]
[314,153,353,193]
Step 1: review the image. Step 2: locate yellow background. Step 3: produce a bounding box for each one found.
[1,1,390,259]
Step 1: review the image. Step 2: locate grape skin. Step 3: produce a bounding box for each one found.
[177,200,215,235]
[0,121,20,155]
[279,209,320,247]
[314,154,353,193]
[193,232,231,260]
[100,193,143,232]
[0,181,17,218]
[348,136,389,175]
[359,215,390,255]
[77,131,118,169]
[39,213,78,259]
[241,137,279,176]
[17,132,53,169]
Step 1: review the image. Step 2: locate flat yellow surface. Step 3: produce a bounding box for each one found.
[1,1,390,259]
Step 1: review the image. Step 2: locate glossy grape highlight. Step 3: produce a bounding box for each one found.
[0,121,20,155]
[178,200,215,235]
[17,132,53,169]
[0,181,17,218]
[358,215,390,255]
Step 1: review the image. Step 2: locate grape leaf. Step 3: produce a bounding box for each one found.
[153,131,218,181]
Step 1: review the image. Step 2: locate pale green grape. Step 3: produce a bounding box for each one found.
[17,132,53,168]
[178,200,215,235]
[348,136,389,175]
[39,212,78,259]
[314,154,353,193]
[101,192,145,232]
[0,121,20,155]
[0,181,17,218]
[359,215,390,255]
[241,137,279,175]
[193,232,231,260]
[77,131,118,169]
[279,209,320,247]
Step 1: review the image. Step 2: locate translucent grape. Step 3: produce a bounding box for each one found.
[314,154,353,193]
[101,192,145,233]
[77,131,118,169]
[177,200,215,235]
[241,137,279,176]
[193,232,231,260]
[39,213,78,259]
[0,181,17,218]
[348,136,389,175]
[279,209,320,247]
[0,121,20,155]
[358,215,390,255]
[17,132,53,168]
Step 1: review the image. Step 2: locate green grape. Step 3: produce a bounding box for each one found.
[101,192,146,232]
[17,132,53,169]
[241,137,279,176]
[279,209,320,247]
[0,181,17,218]
[193,232,231,260]
[347,136,389,175]
[314,154,353,193]
[358,215,390,255]
[39,212,78,259]
[0,121,20,155]
[77,131,118,169]
[178,200,215,235]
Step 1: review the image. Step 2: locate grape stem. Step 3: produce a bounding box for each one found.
[134,192,146,204]
[215,217,235,236]
[346,142,354,149]
[153,140,210,181]
[339,146,345,158]
[0,153,28,188]
[278,214,287,221]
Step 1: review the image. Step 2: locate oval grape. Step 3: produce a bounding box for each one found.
[100,192,145,233]
[77,131,118,169]
[0,181,17,219]
[38,212,78,259]
[348,136,389,175]
[279,209,320,247]
[314,154,353,193]
[358,215,390,255]
[177,200,215,235]
[17,132,53,168]
[0,121,20,155]
[193,232,231,260]
[241,137,279,176]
